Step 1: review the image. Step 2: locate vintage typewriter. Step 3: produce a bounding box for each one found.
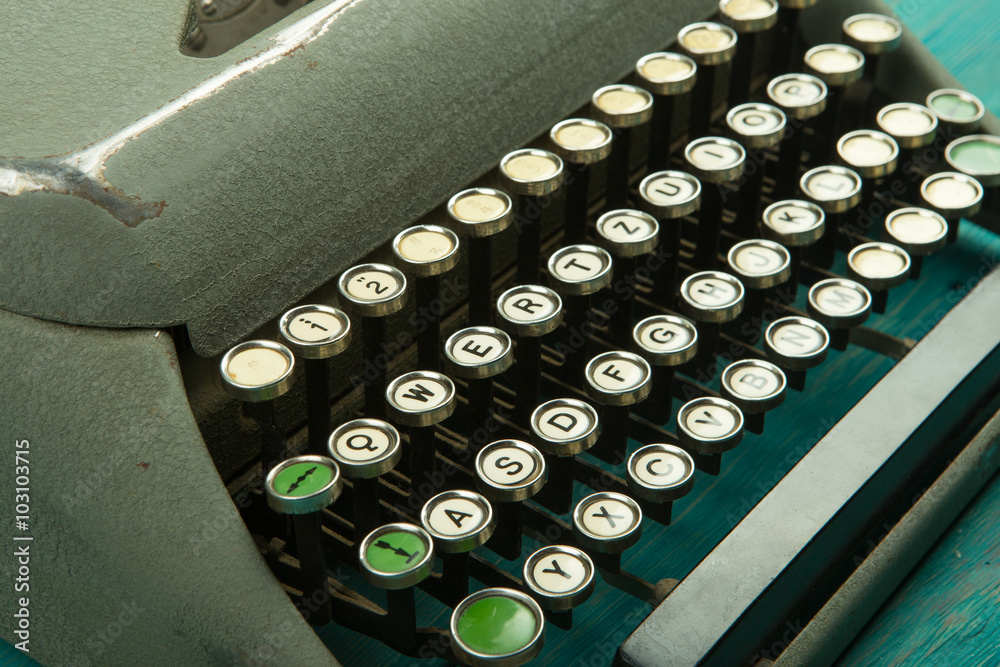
[3,0,1000,665]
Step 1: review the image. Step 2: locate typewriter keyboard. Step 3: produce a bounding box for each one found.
[217,2,1000,665]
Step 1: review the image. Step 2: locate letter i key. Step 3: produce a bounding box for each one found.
[279,305,351,454]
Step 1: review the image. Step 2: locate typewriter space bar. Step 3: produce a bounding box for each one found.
[619,267,1000,667]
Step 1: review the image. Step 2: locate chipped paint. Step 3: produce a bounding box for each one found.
[0,0,360,225]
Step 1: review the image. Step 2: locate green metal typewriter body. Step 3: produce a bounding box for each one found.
[2,0,1000,665]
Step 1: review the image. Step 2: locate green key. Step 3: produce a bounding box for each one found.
[358,523,434,589]
[265,455,342,515]
[273,462,334,497]
[926,88,984,133]
[451,588,544,666]
[365,531,427,573]
[946,135,1000,187]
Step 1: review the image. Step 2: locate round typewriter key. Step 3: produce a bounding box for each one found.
[807,278,872,350]
[920,171,984,244]
[595,209,658,344]
[531,398,602,457]
[727,102,787,149]
[627,443,695,523]
[444,327,513,451]
[548,245,615,296]
[523,545,595,611]
[946,135,1000,189]
[720,359,786,433]
[499,148,565,285]
[764,316,829,389]
[926,88,985,135]
[266,455,342,625]
[421,489,495,554]
[842,13,902,55]
[338,263,408,419]
[591,84,654,209]
[627,444,695,502]
[530,398,601,514]
[635,52,698,171]
[800,165,863,269]
[638,170,701,305]
[573,492,643,555]
[267,455,343,515]
[476,439,548,502]
[328,418,401,537]
[726,239,791,290]
[877,102,939,200]
[767,73,828,121]
[221,340,296,473]
[678,22,738,136]
[476,440,547,560]
[628,444,694,523]
[386,371,456,497]
[846,242,911,313]
[392,224,461,370]
[761,199,825,300]
[804,44,865,88]
[680,270,745,377]
[837,130,898,180]
[877,103,938,150]
[804,44,865,143]
[547,245,613,373]
[281,306,351,451]
[221,340,296,404]
[842,13,902,84]
[677,396,745,456]
[761,199,826,245]
[633,315,698,424]
[884,207,948,279]
[550,119,614,243]
[727,103,787,235]
[279,304,351,359]
[359,522,434,589]
[328,419,400,474]
[447,188,514,326]
[720,0,779,106]
[946,135,1000,221]
[451,588,545,667]
[837,130,899,243]
[685,137,747,267]
[496,285,563,426]
[585,351,652,464]
[727,239,791,339]
[421,488,495,604]
[767,73,828,196]
[801,165,863,213]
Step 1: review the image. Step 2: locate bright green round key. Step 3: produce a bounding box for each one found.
[365,530,428,573]
[272,461,334,497]
[456,595,538,655]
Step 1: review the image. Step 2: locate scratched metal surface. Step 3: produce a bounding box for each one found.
[2,1,998,667]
